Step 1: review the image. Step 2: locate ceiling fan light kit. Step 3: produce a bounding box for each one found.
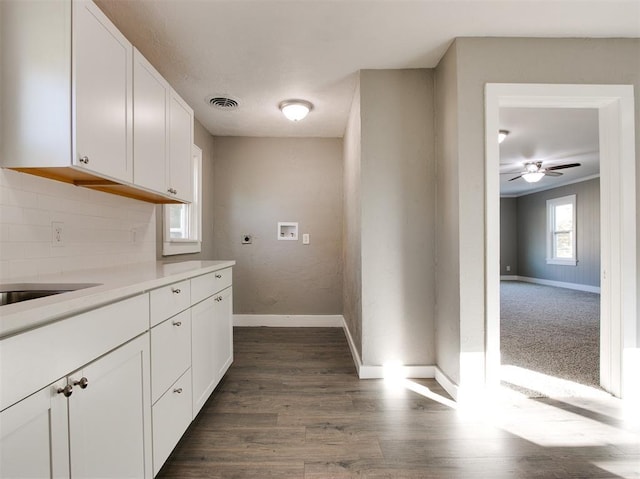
[507,160,582,183]
[522,172,545,183]
[498,129,510,144]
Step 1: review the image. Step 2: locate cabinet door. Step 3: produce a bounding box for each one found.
[168,90,194,202]
[212,287,234,388]
[73,0,133,182]
[191,287,233,416]
[133,48,169,194]
[0,379,69,478]
[68,334,152,479]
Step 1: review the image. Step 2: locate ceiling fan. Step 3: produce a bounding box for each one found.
[506,161,581,183]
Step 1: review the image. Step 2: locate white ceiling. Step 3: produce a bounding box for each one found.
[94,0,639,139]
[499,108,600,196]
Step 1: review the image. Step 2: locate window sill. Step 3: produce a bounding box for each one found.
[163,241,201,256]
[546,258,577,266]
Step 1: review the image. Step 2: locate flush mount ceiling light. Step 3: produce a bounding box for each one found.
[498,129,510,144]
[279,99,313,121]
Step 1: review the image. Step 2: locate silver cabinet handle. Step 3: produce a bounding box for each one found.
[172,321,182,327]
[73,377,89,389]
[167,188,177,195]
[173,388,183,394]
[79,156,89,164]
[57,384,73,397]
[214,295,223,302]
[215,274,222,279]
[172,288,181,294]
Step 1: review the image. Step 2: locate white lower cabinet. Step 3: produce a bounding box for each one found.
[0,379,69,478]
[0,334,152,479]
[68,334,152,479]
[191,286,233,416]
[152,369,192,475]
[0,265,233,479]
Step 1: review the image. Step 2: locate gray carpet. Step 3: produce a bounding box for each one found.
[500,281,601,396]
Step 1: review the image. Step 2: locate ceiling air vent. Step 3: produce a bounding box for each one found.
[207,96,239,110]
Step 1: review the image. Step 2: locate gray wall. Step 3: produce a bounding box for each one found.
[211,137,343,315]
[436,37,640,387]
[156,118,216,261]
[500,198,518,276]
[358,69,436,366]
[434,42,461,384]
[517,179,600,286]
[343,77,363,359]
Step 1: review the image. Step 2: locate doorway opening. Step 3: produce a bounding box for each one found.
[498,106,602,397]
[485,84,637,399]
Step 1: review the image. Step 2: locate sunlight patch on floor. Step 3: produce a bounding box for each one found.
[501,364,611,399]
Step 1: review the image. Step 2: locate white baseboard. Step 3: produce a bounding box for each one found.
[500,275,519,281]
[358,364,436,380]
[501,275,601,293]
[233,314,344,327]
[340,316,363,377]
[339,317,444,384]
[434,367,459,401]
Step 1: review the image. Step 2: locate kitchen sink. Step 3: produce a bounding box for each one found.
[0,283,101,306]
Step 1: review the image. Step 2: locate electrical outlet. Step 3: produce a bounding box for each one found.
[52,222,64,247]
[506,265,511,272]
[242,234,252,244]
[302,233,310,245]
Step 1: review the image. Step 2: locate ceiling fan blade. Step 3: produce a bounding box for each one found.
[508,175,523,181]
[544,171,563,177]
[546,163,581,171]
[500,171,523,175]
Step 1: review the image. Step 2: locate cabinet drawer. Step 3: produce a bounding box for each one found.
[152,369,192,475]
[150,310,191,403]
[191,268,232,305]
[150,280,190,327]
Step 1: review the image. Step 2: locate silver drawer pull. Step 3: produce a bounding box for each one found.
[215,274,222,279]
[57,384,73,397]
[172,288,181,294]
[173,388,183,394]
[79,156,89,164]
[73,377,89,389]
[172,321,182,327]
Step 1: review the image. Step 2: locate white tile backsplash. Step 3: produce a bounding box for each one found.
[0,169,156,281]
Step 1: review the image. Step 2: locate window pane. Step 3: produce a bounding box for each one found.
[554,204,573,232]
[169,204,188,239]
[554,232,573,258]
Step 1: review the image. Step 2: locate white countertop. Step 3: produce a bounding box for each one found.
[0,260,235,339]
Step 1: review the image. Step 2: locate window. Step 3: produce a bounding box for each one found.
[163,145,202,256]
[546,194,576,265]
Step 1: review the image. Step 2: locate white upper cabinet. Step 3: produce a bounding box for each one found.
[0,0,193,204]
[134,49,194,202]
[0,0,132,182]
[73,0,133,182]
[133,49,170,194]
[168,91,194,202]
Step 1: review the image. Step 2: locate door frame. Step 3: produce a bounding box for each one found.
[485,83,637,398]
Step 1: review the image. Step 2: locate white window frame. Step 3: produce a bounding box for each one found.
[162,145,202,256]
[546,194,577,266]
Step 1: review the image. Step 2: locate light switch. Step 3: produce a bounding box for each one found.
[302,233,310,245]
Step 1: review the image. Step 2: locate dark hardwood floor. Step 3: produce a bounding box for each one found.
[157,327,639,478]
